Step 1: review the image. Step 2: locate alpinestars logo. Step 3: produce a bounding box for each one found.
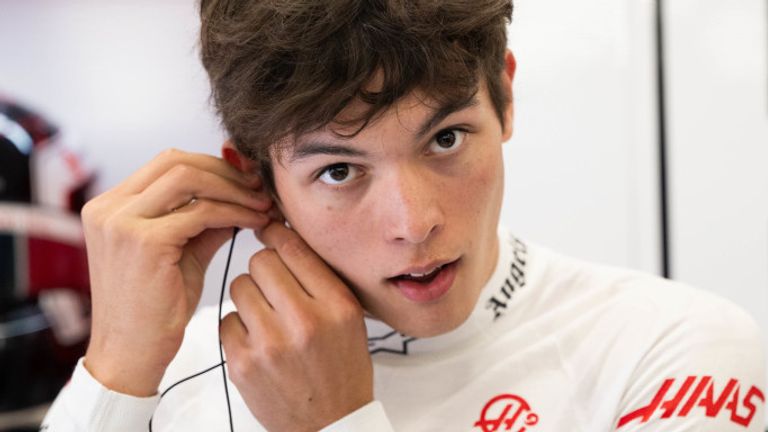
[367,330,416,355]
[617,376,765,428]
[485,236,528,320]
[474,393,539,432]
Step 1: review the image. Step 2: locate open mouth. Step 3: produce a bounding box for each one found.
[388,259,460,303]
[393,265,445,283]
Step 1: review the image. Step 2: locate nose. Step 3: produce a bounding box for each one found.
[381,165,444,244]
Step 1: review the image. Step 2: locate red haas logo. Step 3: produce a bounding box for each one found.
[617,376,764,428]
[474,394,539,432]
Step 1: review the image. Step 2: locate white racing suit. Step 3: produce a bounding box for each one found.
[42,228,766,431]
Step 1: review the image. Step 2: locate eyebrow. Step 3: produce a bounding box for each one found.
[415,95,479,138]
[289,143,368,163]
[289,95,480,163]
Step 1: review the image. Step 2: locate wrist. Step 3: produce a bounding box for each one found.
[83,352,166,397]
[84,335,179,397]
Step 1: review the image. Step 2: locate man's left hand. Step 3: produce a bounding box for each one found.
[220,222,373,431]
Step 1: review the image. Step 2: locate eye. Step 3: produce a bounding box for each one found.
[429,128,467,154]
[317,163,360,186]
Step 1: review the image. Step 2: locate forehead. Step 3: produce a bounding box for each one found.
[272,80,488,161]
[335,90,478,135]
[343,70,481,129]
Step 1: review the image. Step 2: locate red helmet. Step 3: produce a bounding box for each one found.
[0,97,92,423]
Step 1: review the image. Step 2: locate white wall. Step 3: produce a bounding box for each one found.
[664,0,768,405]
[504,0,660,274]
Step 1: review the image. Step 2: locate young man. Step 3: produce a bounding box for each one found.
[43,0,765,431]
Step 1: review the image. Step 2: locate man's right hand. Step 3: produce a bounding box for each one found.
[81,148,272,397]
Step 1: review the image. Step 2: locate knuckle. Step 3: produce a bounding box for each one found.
[156,148,185,163]
[249,249,278,271]
[82,193,144,243]
[254,340,283,364]
[228,274,251,304]
[278,236,310,260]
[292,322,319,349]
[331,297,364,324]
[80,198,106,229]
[80,198,99,221]
[226,350,249,382]
[220,315,247,376]
[221,311,239,331]
[167,163,195,182]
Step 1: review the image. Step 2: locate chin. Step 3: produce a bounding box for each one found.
[375,296,475,338]
[404,316,467,338]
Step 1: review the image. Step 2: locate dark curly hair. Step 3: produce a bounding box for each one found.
[199,0,513,188]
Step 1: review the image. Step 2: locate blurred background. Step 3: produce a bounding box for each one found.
[0,0,766,429]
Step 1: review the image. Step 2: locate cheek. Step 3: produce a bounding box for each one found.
[452,152,504,218]
[273,170,374,276]
[284,200,338,247]
[282,198,373,274]
[480,156,504,203]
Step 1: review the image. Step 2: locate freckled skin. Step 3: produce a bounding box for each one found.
[271,64,514,338]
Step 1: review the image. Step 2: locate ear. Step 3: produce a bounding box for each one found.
[222,139,286,221]
[221,139,258,173]
[500,50,516,142]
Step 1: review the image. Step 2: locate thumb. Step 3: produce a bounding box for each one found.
[187,227,240,276]
[179,227,239,312]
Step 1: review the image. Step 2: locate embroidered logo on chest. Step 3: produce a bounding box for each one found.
[367,330,416,355]
[474,393,539,432]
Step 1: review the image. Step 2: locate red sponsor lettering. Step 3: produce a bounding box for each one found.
[697,378,738,417]
[617,376,764,429]
[474,394,539,432]
[729,385,766,427]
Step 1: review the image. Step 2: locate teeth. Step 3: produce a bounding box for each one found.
[407,266,441,278]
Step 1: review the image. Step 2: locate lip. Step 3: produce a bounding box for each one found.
[388,258,460,303]
[388,258,459,279]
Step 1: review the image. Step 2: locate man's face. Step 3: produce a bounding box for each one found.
[270,73,513,338]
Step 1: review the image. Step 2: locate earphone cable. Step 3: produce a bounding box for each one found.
[148,227,239,431]
[218,227,239,432]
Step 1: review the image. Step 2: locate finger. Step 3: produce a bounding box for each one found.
[114,149,262,196]
[159,198,270,245]
[257,222,351,301]
[231,274,273,311]
[267,204,286,223]
[229,274,274,331]
[247,249,312,312]
[126,164,271,217]
[220,311,249,356]
[182,227,239,278]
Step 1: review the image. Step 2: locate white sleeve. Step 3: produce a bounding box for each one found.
[41,357,160,431]
[614,296,766,432]
[318,401,395,432]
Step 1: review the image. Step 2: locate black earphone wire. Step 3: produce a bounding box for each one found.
[148,227,239,431]
[218,227,238,432]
